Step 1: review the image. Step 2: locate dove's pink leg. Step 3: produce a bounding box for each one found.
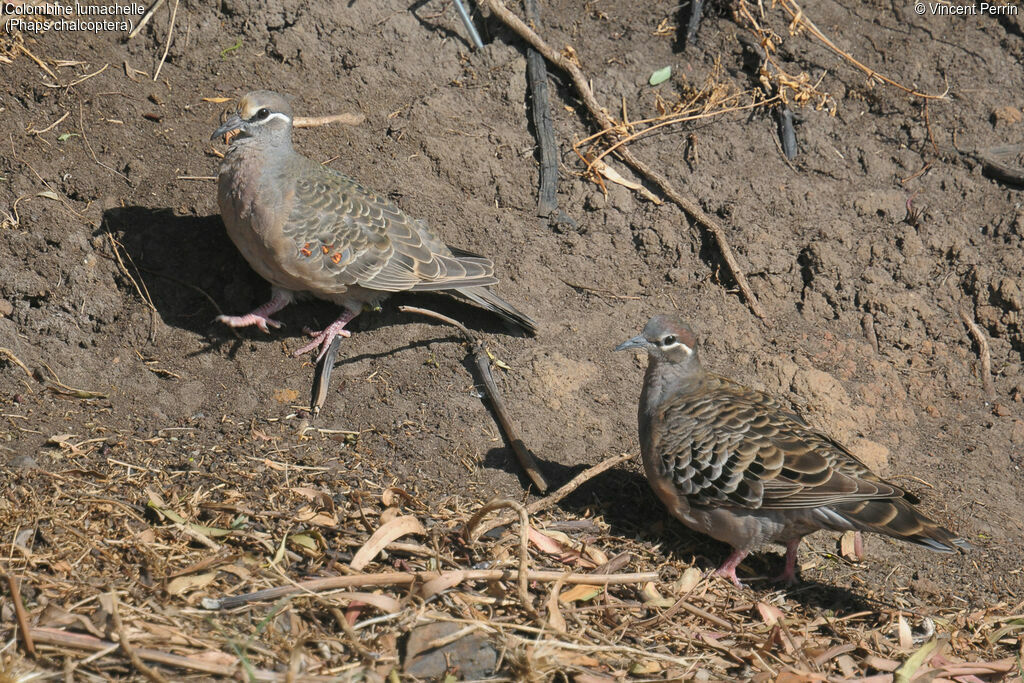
[293,308,358,361]
[774,538,802,585]
[716,549,749,588]
[217,289,291,333]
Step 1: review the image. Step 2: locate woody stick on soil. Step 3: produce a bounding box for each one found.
[523,0,559,217]
[959,308,996,401]
[480,0,768,321]
[398,305,548,491]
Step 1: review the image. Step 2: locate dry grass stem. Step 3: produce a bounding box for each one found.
[153,0,179,81]
[959,308,996,401]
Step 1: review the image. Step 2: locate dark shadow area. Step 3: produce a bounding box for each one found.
[674,0,705,53]
[482,447,882,614]
[100,206,533,360]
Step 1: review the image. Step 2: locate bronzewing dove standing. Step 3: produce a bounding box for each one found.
[616,315,969,587]
[211,91,536,360]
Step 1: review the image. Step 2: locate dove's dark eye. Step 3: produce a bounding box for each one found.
[254,108,270,120]
[663,335,677,346]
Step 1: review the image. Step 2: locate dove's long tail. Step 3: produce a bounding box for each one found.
[825,497,971,553]
[456,285,537,334]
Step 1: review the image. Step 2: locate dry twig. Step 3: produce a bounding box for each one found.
[111,593,169,683]
[473,451,636,537]
[959,308,995,401]
[293,113,366,128]
[466,499,541,621]
[6,574,35,657]
[400,305,549,491]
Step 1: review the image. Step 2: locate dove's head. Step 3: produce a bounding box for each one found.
[615,315,701,371]
[212,90,294,145]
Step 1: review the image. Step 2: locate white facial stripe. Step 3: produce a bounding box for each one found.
[257,112,291,126]
[661,341,693,354]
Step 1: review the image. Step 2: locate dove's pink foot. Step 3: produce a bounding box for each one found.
[774,538,802,585]
[217,290,291,333]
[293,309,358,361]
[715,549,749,588]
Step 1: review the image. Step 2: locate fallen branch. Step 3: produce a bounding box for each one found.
[480,0,767,321]
[205,568,659,610]
[400,305,548,491]
[293,113,366,128]
[523,0,558,216]
[6,574,34,657]
[959,308,995,401]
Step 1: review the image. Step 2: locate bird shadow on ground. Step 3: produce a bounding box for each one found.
[100,206,532,359]
[483,449,880,615]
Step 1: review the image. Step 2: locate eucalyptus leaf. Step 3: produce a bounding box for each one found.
[649,65,672,86]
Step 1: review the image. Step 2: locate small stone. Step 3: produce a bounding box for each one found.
[993,403,1011,417]
[991,106,1023,128]
[0,299,12,318]
[403,621,498,680]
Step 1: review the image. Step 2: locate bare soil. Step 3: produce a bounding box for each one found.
[2,0,1023,679]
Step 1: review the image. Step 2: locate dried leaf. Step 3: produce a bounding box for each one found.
[293,506,339,527]
[630,660,662,675]
[674,566,703,594]
[894,638,940,683]
[148,504,232,538]
[558,583,602,603]
[350,515,426,570]
[757,601,785,627]
[202,97,232,103]
[287,532,321,553]
[593,159,663,204]
[167,572,216,596]
[528,527,597,568]
[897,614,913,651]
[420,570,465,599]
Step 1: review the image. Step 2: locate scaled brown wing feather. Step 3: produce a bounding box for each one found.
[653,376,903,512]
[283,166,497,293]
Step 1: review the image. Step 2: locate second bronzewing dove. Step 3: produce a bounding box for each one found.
[617,315,968,587]
[211,91,536,359]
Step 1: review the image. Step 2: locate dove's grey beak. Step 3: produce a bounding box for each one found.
[211,114,245,142]
[615,335,649,352]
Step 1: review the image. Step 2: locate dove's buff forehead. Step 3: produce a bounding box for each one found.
[238,95,262,119]
[237,91,293,120]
